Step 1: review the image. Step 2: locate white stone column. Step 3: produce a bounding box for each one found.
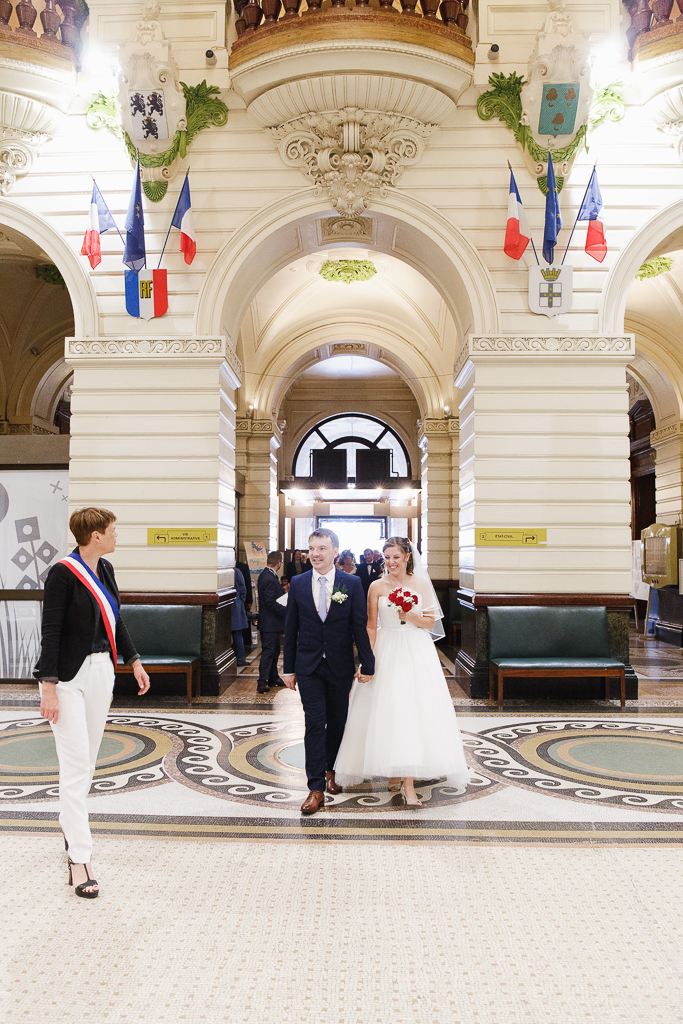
[651,423,683,525]
[456,335,634,594]
[417,417,459,580]
[235,418,281,553]
[66,337,241,593]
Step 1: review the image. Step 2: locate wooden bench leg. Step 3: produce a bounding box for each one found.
[620,668,626,708]
[498,670,504,710]
[187,666,193,705]
[489,664,495,704]
[605,673,611,704]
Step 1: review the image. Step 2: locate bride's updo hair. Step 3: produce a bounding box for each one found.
[383,536,414,574]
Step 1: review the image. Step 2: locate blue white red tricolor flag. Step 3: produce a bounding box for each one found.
[170,175,196,265]
[125,268,168,320]
[81,182,117,269]
[577,167,607,263]
[504,170,531,260]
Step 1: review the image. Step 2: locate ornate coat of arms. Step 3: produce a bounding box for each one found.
[116,1,187,195]
[519,0,593,185]
[528,265,573,317]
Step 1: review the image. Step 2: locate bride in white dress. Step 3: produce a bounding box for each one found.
[334,537,470,806]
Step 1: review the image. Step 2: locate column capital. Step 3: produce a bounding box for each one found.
[455,334,635,386]
[66,335,242,386]
[237,417,283,449]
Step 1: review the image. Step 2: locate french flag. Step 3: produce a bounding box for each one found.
[504,170,531,261]
[80,182,117,269]
[170,175,196,264]
[577,168,607,263]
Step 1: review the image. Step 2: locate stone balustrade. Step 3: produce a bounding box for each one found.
[623,0,683,59]
[0,0,87,65]
[231,0,470,45]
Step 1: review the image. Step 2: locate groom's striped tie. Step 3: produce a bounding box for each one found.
[318,575,327,622]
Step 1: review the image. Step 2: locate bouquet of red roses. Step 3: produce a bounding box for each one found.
[387,586,418,624]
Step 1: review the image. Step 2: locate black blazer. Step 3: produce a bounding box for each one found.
[283,569,375,680]
[357,561,382,596]
[235,561,253,607]
[34,553,138,683]
[256,567,286,632]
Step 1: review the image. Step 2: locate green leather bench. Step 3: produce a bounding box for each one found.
[488,606,626,709]
[116,604,202,703]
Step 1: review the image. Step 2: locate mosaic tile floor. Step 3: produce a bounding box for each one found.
[1,630,682,1022]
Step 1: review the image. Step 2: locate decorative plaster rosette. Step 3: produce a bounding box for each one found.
[319,259,377,285]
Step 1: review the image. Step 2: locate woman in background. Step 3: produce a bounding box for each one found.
[232,565,249,666]
[340,551,357,575]
[35,507,150,898]
[284,549,307,581]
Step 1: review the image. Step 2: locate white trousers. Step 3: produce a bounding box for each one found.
[42,653,115,863]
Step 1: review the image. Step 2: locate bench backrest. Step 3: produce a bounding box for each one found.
[120,604,202,658]
[488,606,610,659]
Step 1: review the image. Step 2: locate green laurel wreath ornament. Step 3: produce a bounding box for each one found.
[34,264,66,289]
[319,260,377,284]
[476,73,624,194]
[636,257,674,281]
[86,82,228,202]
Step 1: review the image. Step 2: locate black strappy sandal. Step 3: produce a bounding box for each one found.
[68,859,99,899]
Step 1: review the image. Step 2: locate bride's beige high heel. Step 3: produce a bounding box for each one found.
[401,783,422,808]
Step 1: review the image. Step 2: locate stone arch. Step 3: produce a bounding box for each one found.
[0,199,99,338]
[599,197,683,335]
[195,188,499,343]
[257,320,441,420]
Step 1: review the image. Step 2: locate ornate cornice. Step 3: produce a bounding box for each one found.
[651,422,683,446]
[66,337,227,359]
[454,343,470,382]
[269,106,436,218]
[469,335,635,356]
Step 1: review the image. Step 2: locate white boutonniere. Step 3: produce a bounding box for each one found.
[331,585,348,604]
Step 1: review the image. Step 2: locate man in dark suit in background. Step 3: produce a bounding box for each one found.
[256,550,286,693]
[357,547,381,596]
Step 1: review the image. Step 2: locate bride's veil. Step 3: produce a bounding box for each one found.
[408,541,445,642]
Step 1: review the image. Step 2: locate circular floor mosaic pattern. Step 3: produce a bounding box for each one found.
[466,719,683,812]
[3,714,682,812]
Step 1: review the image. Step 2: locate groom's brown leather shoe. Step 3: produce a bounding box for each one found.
[326,771,342,795]
[300,790,325,815]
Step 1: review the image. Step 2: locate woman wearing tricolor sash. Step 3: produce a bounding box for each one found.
[34,507,150,899]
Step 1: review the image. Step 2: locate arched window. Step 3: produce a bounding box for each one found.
[293,414,411,485]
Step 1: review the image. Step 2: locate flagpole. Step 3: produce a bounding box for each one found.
[157,168,190,270]
[90,175,126,245]
[560,166,596,266]
[507,161,539,265]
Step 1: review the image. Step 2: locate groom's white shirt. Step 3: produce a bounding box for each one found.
[312,565,335,616]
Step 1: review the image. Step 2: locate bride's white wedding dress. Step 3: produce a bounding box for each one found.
[334,593,470,789]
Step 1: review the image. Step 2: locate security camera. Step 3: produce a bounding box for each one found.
[205,49,217,67]
[488,44,500,61]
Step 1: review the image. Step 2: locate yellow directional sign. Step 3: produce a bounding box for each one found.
[148,528,217,546]
[475,529,547,547]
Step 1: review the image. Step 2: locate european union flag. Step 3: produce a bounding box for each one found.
[123,159,146,273]
[543,151,562,265]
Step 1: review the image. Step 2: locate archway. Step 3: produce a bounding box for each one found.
[195,188,499,343]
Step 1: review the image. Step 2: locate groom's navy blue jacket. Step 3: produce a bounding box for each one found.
[283,569,375,679]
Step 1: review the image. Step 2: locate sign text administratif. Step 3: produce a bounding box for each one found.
[475,529,547,547]
[148,528,217,546]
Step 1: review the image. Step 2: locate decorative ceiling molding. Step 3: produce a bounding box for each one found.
[269,107,437,218]
[318,217,374,245]
[67,336,227,359]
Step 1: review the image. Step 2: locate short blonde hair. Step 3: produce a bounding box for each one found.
[69,507,116,547]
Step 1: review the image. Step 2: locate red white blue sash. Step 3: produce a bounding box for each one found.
[59,552,119,664]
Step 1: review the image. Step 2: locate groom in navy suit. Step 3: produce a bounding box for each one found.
[283,528,375,815]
